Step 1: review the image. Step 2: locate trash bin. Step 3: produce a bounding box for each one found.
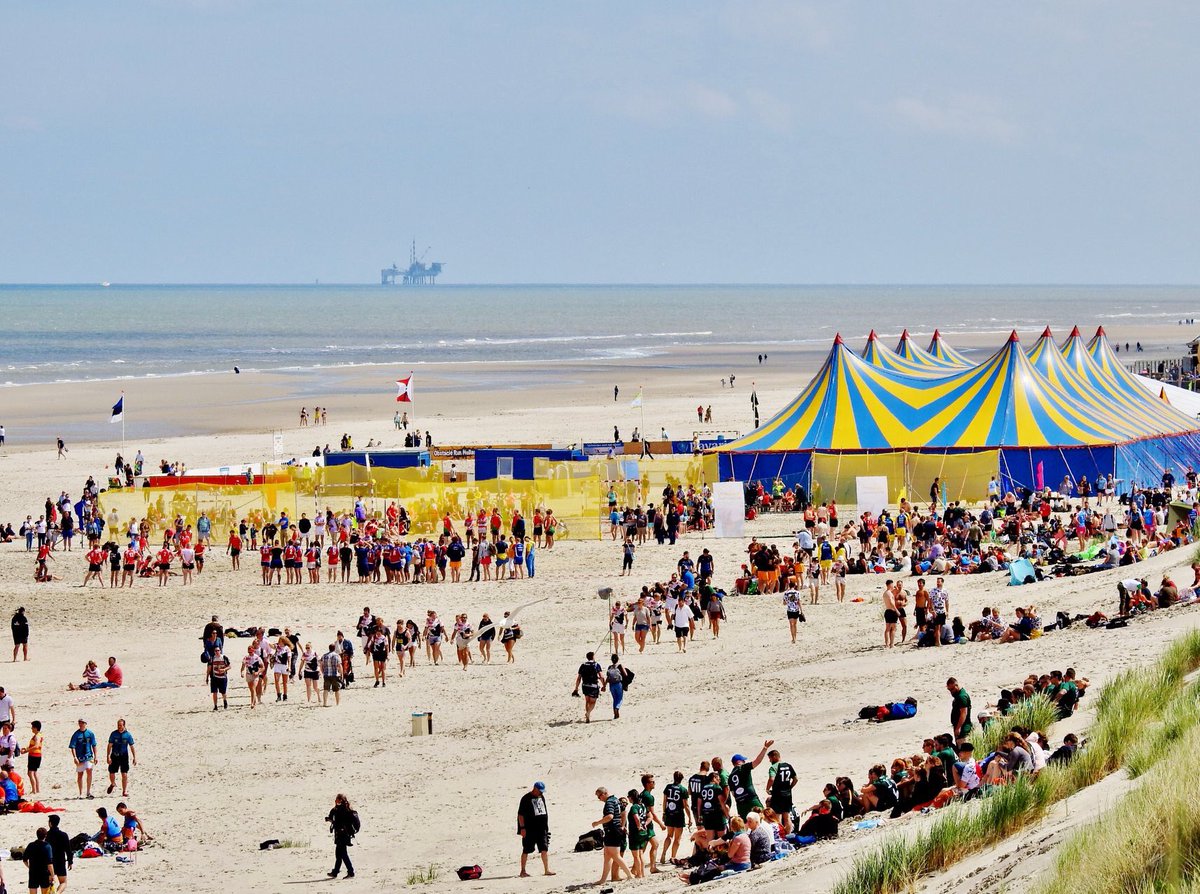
[411,711,433,736]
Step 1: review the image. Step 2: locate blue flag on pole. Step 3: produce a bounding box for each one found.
[110,395,123,423]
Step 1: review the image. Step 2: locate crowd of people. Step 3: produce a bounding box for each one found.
[740,471,1197,586]
[574,668,1087,886]
[607,482,717,549]
[200,606,525,710]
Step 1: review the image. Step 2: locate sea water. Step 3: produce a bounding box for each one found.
[0,283,1197,386]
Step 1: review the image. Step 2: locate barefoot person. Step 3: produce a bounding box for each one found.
[68,719,97,799]
[206,647,230,711]
[661,770,694,863]
[9,607,29,663]
[591,787,632,885]
[26,721,43,796]
[572,652,603,723]
[516,781,554,878]
[241,645,265,710]
[23,827,52,894]
[882,579,899,648]
[105,718,136,797]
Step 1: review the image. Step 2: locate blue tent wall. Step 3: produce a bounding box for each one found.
[1000,446,1114,495]
[324,450,430,469]
[717,452,812,490]
[474,448,583,481]
[1115,433,1200,491]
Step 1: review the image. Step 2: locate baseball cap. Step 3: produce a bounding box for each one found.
[534,781,545,791]
[732,754,746,763]
[77,718,86,724]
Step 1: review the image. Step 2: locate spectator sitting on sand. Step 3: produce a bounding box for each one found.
[68,656,122,691]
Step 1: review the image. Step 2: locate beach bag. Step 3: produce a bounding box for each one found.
[456,865,483,881]
[574,829,603,852]
[621,666,635,689]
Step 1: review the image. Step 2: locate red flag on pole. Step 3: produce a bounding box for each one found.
[396,373,414,402]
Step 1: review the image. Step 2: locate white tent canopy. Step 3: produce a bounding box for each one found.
[1136,375,1200,418]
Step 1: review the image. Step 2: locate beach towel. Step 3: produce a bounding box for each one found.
[1075,542,1104,561]
[1008,558,1037,586]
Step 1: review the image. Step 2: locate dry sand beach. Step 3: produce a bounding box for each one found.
[0,326,1194,894]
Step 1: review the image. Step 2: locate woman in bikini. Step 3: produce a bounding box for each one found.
[242,644,265,709]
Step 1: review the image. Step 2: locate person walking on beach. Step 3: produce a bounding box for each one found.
[517,781,554,877]
[68,718,96,799]
[605,653,629,720]
[57,437,67,459]
[207,646,230,710]
[326,793,359,879]
[572,651,603,723]
[106,718,136,797]
[614,385,619,401]
[591,787,632,885]
[11,607,28,662]
[321,643,342,707]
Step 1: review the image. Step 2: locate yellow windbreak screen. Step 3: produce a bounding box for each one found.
[810,451,996,504]
[99,456,715,542]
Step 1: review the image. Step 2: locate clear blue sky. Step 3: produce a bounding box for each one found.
[2,2,1197,284]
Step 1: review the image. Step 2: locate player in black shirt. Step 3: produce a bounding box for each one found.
[687,761,709,821]
[766,747,798,834]
[661,770,693,863]
[572,652,603,723]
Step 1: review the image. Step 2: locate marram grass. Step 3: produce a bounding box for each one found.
[832,628,1200,894]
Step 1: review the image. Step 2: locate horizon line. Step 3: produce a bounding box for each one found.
[2,281,1200,289]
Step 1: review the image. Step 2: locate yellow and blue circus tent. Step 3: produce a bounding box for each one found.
[717,328,1200,502]
[895,329,962,370]
[926,329,972,367]
[861,330,947,377]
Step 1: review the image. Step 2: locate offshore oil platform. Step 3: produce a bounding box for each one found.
[381,240,443,285]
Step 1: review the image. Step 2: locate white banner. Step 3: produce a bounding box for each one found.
[712,481,745,539]
[856,476,889,518]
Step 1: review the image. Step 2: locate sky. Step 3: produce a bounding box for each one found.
[2,1,1198,284]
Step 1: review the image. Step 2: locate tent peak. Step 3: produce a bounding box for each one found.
[1008,330,1020,343]
[899,328,910,340]
[1095,325,1107,338]
[866,329,877,341]
[833,333,844,346]
[1068,325,1081,337]
[931,328,941,339]
[1041,326,1052,338]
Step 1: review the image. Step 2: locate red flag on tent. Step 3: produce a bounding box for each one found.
[396,374,414,403]
[1036,461,1044,491]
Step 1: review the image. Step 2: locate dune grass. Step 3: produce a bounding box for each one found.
[969,692,1059,757]
[831,628,1200,894]
[406,864,440,886]
[1037,723,1200,894]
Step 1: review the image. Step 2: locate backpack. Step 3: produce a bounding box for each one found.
[574,829,603,852]
[350,810,361,834]
[456,865,482,880]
